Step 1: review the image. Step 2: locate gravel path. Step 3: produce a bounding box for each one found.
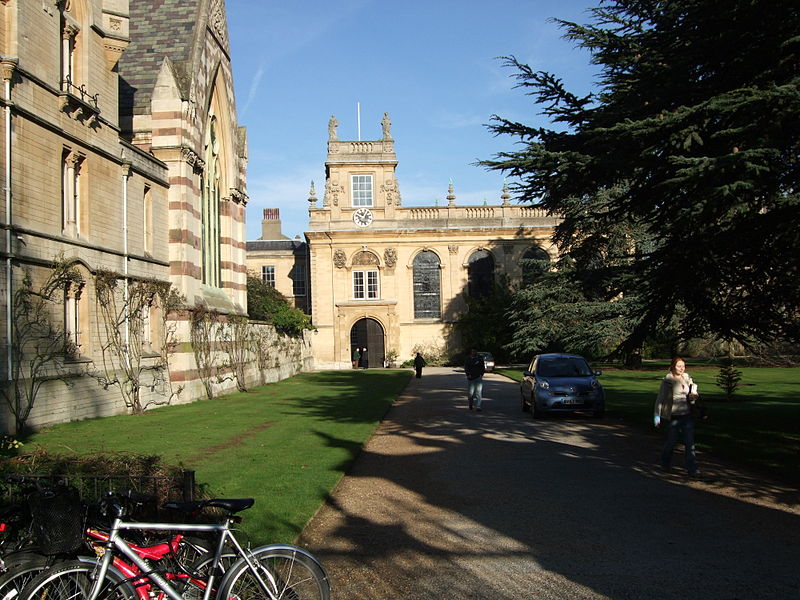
[299,367,800,599]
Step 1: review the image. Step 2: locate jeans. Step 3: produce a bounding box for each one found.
[661,414,697,474]
[467,377,483,409]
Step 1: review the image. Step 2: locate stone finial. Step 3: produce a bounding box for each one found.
[308,180,318,207]
[447,179,456,207]
[328,114,339,141]
[381,112,392,140]
[501,181,511,206]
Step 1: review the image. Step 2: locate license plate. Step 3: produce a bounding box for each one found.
[562,398,582,405]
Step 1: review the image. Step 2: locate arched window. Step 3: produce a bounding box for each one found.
[467,250,494,298]
[522,247,550,285]
[413,251,441,319]
[201,116,221,287]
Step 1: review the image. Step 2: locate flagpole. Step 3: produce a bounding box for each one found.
[357,102,361,141]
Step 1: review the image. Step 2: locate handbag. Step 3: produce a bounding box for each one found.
[686,384,708,420]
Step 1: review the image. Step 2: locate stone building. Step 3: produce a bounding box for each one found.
[0,0,249,433]
[246,209,310,313]
[253,114,561,369]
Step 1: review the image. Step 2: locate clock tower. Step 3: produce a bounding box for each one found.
[308,112,401,232]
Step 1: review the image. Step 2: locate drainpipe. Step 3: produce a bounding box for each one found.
[121,162,131,362]
[2,58,18,382]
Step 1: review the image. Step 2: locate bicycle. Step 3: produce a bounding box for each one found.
[0,483,212,600]
[19,492,330,600]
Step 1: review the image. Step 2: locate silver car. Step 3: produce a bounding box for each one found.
[520,353,605,418]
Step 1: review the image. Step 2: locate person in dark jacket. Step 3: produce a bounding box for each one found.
[413,352,426,378]
[464,348,486,411]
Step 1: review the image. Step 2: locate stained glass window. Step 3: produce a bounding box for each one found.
[413,251,441,319]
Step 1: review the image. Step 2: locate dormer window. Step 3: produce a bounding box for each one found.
[351,174,373,207]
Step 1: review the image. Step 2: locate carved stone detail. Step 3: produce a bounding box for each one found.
[333,250,347,269]
[324,178,343,207]
[381,177,402,206]
[352,251,380,266]
[448,244,459,255]
[181,147,206,173]
[384,248,397,268]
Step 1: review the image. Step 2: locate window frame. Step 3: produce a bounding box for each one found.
[351,174,374,207]
[261,265,276,287]
[291,263,307,297]
[352,269,379,300]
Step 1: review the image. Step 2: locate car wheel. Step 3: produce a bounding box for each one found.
[521,389,530,412]
[531,397,541,419]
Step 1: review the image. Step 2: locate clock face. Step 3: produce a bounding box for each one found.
[353,208,373,227]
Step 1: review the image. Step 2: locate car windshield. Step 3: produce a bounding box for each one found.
[536,357,592,378]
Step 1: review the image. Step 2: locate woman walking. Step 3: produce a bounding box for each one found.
[654,357,699,476]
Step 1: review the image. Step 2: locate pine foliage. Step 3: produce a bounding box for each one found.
[483,0,800,353]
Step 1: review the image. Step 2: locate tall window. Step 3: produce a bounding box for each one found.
[413,251,441,319]
[351,174,373,206]
[352,251,380,299]
[62,150,85,237]
[291,263,307,297]
[467,249,495,298]
[522,247,550,285]
[261,265,275,287]
[60,8,80,92]
[143,186,153,255]
[201,117,221,287]
[64,290,82,356]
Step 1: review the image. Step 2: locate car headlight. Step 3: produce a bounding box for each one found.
[537,380,549,390]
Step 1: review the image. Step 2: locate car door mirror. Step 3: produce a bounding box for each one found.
[594,370,603,376]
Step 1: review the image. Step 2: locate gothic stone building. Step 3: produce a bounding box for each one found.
[0,0,247,432]
[250,114,561,369]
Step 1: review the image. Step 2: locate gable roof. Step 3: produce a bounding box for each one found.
[118,0,204,116]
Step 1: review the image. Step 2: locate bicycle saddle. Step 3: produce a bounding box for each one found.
[163,498,255,514]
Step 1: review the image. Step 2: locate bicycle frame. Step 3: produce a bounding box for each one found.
[86,529,196,600]
[88,510,278,600]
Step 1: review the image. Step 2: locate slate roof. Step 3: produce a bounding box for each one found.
[118,0,203,116]
[246,240,308,252]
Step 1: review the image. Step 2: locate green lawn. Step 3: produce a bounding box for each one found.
[497,366,800,484]
[15,370,413,545]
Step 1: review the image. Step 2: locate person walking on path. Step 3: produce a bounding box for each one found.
[654,356,699,476]
[352,347,361,369]
[359,347,368,369]
[464,348,486,411]
[413,352,426,378]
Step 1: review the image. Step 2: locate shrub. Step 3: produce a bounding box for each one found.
[716,356,743,401]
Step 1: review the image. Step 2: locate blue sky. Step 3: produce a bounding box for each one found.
[225,0,599,240]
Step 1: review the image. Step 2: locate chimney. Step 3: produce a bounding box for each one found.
[260,208,289,240]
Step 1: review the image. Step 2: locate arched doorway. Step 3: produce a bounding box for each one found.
[350,318,385,368]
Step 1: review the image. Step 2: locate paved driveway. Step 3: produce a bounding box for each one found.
[299,367,800,599]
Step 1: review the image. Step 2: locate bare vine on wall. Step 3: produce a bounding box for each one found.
[190,305,233,400]
[219,314,252,393]
[92,270,184,415]
[0,258,85,434]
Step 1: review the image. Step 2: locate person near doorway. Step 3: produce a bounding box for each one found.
[464,348,486,411]
[352,347,361,369]
[359,347,368,369]
[413,352,426,378]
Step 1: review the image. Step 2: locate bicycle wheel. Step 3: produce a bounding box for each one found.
[0,553,51,600]
[218,545,329,600]
[19,560,136,600]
